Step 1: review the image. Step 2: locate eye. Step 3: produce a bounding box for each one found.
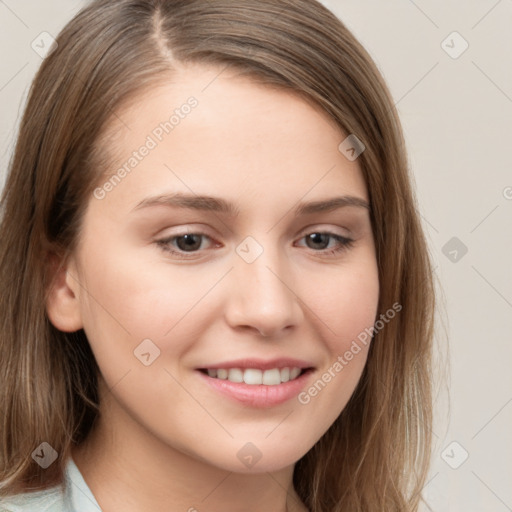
[156,233,216,259]
[296,232,354,256]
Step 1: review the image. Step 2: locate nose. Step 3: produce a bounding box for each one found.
[224,243,304,338]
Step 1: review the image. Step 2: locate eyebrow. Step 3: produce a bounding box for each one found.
[131,193,370,216]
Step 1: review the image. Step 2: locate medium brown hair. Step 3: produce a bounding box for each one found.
[0,1,435,510]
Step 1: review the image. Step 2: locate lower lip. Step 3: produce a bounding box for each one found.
[196,369,313,408]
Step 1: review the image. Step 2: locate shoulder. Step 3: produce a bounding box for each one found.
[0,486,66,512]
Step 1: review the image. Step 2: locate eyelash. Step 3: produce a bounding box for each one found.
[155,231,355,260]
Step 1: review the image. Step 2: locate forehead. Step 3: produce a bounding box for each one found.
[91,63,368,216]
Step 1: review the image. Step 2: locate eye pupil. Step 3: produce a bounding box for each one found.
[177,234,202,251]
[307,233,329,250]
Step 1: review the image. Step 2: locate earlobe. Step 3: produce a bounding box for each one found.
[45,252,84,332]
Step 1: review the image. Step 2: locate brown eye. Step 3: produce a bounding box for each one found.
[297,232,354,256]
[173,234,203,252]
[305,233,331,250]
[156,232,216,259]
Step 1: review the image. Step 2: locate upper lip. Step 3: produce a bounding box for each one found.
[197,358,315,371]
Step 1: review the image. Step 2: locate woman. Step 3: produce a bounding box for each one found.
[0,0,435,510]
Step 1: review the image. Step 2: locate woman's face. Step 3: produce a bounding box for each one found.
[56,64,379,473]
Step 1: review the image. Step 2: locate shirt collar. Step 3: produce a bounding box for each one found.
[63,455,103,511]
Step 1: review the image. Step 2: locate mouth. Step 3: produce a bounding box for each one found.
[195,357,315,407]
[196,366,314,408]
[197,366,312,386]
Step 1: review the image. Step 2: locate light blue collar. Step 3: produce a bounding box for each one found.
[63,456,102,511]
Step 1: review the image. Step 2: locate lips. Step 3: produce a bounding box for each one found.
[196,358,315,407]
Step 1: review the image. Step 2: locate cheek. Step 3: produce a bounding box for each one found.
[78,237,210,337]
[299,255,379,408]
[295,311,377,441]
[75,240,212,385]
[309,257,380,351]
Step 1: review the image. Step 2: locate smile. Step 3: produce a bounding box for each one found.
[199,367,304,385]
[196,366,314,408]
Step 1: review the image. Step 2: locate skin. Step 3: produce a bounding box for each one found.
[46,63,380,512]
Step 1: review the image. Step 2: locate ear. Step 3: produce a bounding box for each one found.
[45,251,84,332]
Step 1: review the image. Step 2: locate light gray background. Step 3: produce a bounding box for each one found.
[1,1,511,510]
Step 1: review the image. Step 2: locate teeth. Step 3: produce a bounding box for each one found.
[228,368,243,383]
[244,368,263,385]
[290,367,301,380]
[205,367,304,385]
[262,368,280,385]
